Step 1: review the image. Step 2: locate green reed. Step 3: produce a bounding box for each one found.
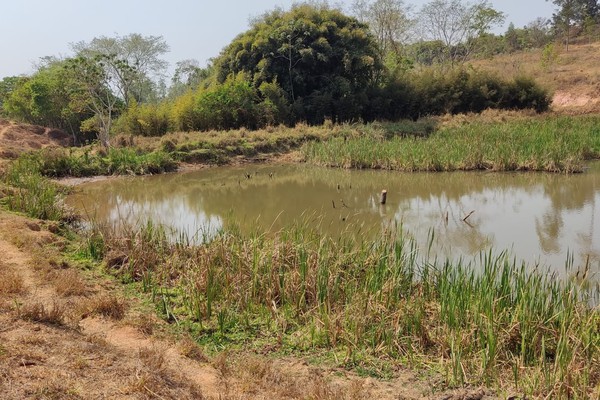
[89,219,599,398]
[302,115,600,173]
[2,154,67,221]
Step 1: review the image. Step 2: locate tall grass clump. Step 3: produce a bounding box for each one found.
[35,147,178,178]
[2,154,66,220]
[303,115,600,173]
[92,219,600,398]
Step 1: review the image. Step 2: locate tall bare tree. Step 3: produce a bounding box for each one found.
[352,0,414,57]
[418,0,504,66]
[71,34,169,104]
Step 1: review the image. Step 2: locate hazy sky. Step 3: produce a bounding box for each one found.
[0,0,557,79]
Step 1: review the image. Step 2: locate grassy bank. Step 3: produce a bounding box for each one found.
[8,113,600,178]
[302,115,600,173]
[83,220,600,399]
[36,147,177,178]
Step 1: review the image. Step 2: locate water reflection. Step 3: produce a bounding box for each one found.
[67,162,600,278]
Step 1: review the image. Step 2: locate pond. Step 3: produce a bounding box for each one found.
[67,162,600,279]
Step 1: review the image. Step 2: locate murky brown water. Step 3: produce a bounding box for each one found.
[67,162,600,277]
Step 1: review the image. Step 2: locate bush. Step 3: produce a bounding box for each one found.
[3,154,67,220]
[115,100,171,137]
[108,68,549,136]
[384,68,550,119]
[502,76,551,113]
[170,91,200,132]
[195,74,263,131]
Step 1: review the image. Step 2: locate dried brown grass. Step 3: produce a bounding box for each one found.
[18,300,65,325]
[76,294,127,320]
[51,269,88,297]
[124,346,204,399]
[0,268,25,295]
[227,355,370,400]
[178,335,208,362]
[129,313,157,336]
[471,41,600,101]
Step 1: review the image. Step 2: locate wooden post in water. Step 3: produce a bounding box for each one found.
[380,190,387,205]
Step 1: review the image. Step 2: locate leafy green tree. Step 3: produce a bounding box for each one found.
[195,74,262,130]
[547,0,599,49]
[0,76,25,115]
[505,23,521,52]
[214,3,383,124]
[548,0,580,50]
[2,62,91,141]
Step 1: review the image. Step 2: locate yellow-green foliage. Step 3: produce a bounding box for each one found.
[170,90,199,132]
[115,99,171,137]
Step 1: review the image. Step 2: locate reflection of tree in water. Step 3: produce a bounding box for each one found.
[535,162,600,267]
[68,162,600,272]
[535,211,563,254]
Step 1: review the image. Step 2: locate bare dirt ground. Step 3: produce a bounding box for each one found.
[0,211,498,399]
[471,41,600,114]
[0,119,71,172]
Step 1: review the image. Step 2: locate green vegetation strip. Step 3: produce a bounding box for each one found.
[80,220,600,398]
[303,115,600,173]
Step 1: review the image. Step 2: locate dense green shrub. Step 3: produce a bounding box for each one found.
[195,74,264,131]
[170,91,201,132]
[501,76,551,113]
[114,67,550,136]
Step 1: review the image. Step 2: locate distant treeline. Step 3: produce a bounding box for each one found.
[0,3,557,144]
[115,70,549,137]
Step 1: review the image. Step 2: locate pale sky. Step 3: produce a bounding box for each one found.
[0,0,557,79]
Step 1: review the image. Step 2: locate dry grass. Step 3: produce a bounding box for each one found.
[129,313,158,336]
[76,294,127,320]
[471,41,600,109]
[178,335,208,362]
[0,267,25,295]
[18,300,65,326]
[124,346,204,399]
[212,351,231,378]
[226,355,371,400]
[51,269,88,297]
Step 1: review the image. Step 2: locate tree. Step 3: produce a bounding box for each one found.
[547,0,599,49]
[71,34,170,104]
[418,0,505,66]
[351,0,414,58]
[65,55,129,148]
[548,0,579,50]
[169,59,213,98]
[215,3,383,124]
[2,62,91,141]
[505,23,520,52]
[0,76,25,115]
[524,18,553,48]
